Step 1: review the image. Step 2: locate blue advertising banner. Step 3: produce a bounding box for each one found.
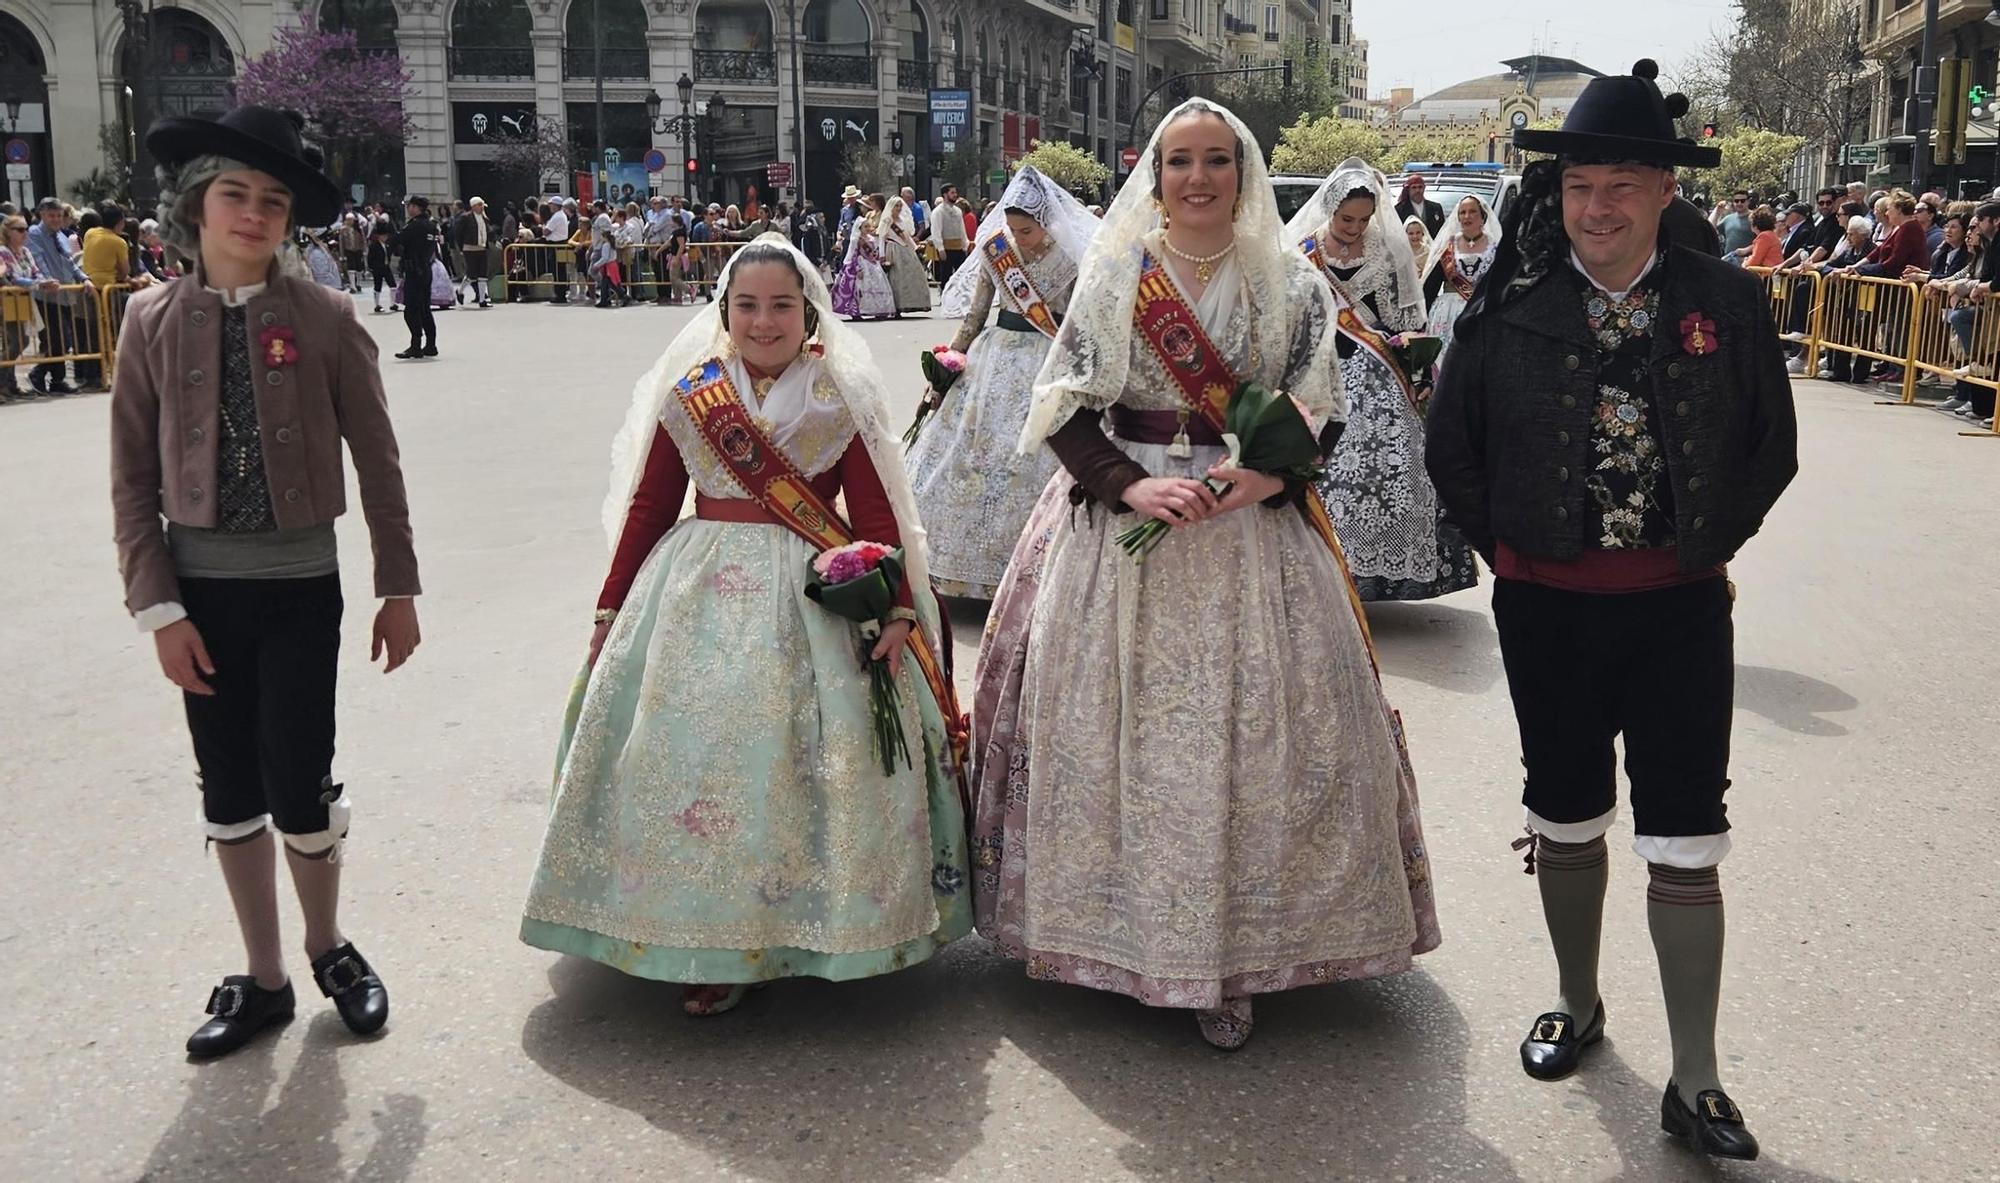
[929,89,972,155]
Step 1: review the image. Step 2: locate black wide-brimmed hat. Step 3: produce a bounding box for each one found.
[1512,59,1720,169]
[146,105,344,225]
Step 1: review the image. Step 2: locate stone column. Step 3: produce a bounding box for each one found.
[531,28,566,189]
[398,23,453,198]
[45,0,104,196]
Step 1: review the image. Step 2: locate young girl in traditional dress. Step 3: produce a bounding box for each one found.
[970,102,1439,1050]
[111,106,422,1058]
[880,194,933,314]
[1423,194,1501,362]
[1292,159,1479,602]
[831,198,897,321]
[904,166,1097,599]
[521,235,970,1017]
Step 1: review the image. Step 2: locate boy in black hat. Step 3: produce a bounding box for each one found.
[111,104,422,1059]
[1426,60,1798,1161]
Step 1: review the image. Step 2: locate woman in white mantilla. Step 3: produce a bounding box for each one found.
[969,101,1440,1050]
[880,194,933,314]
[904,166,1096,599]
[1291,158,1479,602]
[521,236,970,1017]
[1422,193,1502,364]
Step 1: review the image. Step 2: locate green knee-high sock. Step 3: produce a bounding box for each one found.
[1647,863,1726,1099]
[1536,835,1609,1019]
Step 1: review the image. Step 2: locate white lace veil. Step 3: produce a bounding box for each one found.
[937,165,1100,319]
[1422,192,1503,280]
[1282,157,1425,317]
[1022,98,1295,447]
[601,233,936,594]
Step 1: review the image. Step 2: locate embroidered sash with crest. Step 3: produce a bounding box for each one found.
[1301,235,1425,416]
[1130,251,1381,658]
[983,232,1060,338]
[674,358,971,777]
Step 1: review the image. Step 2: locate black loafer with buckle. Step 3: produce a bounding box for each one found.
[1519,999,1606,1080]
[311,943,389,1036]
[1661,1081,1760,1160]
[186,975,295,1059]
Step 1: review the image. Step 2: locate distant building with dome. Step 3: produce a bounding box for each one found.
[1380,54,1604,163]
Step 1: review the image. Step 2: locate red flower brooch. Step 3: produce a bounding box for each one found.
[1678,312,1718,357]
[258,325,298,367]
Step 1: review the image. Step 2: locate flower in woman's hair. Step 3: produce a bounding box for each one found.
[259,325,298,367]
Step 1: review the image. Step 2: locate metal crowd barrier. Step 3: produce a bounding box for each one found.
[1748,265,1825,374]
[499,240,746,303]
[1,282,109,394]
[1812,271,2000,436]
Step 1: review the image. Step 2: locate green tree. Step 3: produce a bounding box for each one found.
[1271,115,1386,176]
[1011,139,1111,200]
[935,138,992,195]
[839,143,896,197]
[1214,36,1342,160]
[1396,129,1486,166]
[1695,127,1808,198]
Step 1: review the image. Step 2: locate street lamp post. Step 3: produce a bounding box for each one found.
[646,73,700,200]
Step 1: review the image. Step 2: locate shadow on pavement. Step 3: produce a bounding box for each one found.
[998,965,1523,1181]
[1733,664,1858,737]
[518,951,998,1181]
[1365,600,1503,696]
[1572,1042,1843,1182]
[140,1012,428,1181]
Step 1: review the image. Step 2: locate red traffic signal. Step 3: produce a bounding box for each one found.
[685,157,700,173]
[1701,122,1718,138]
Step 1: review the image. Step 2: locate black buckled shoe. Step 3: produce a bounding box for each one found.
[311,943,389,1036]
[1661,1081,1759,1161]
[186,975,294,1059]
[1519,999,1605,1081]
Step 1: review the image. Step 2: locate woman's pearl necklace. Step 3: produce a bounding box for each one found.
[1162,234,1235,283]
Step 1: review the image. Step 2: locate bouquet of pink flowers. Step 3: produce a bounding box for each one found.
[902,345,970,446]
[806,541,911,774]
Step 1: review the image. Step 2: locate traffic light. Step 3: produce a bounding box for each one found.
[685,156,699,175]
[1939,58,1971,166]
[1701,122,1718,138]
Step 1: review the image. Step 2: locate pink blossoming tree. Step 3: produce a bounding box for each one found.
[232,27,413,203]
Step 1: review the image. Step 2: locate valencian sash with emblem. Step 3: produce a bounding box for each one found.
[982,232,1061,338]
[673,358,972,787]
[1130,250,1386,662]
[1300,235,1426,415]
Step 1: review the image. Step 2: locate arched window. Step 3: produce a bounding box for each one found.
[693,0,777,82]
[896,0,930,92]
[449,0,532,79]
[803,0,870,54]
[319,0,398,51]
[564,0,648,79]
[126,9,236,119]
[951,16,965,83]
[802,0,872,87]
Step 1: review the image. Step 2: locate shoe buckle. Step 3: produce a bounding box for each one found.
[1701,1093,1743,1124]
[1531,1016,1567,1043]
[207,984,247,1018]
[318,955,368,994]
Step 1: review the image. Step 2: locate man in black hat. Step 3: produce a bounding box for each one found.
[1426,59,1797,1162]
[394,196,438,359]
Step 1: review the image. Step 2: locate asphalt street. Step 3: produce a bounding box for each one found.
[1,290,1994,1181]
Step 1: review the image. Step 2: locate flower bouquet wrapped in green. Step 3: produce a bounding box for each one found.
[1114,380,1327,560]
[901,346,970,446]
[1385,331,1444,408]
[806,541,912,774]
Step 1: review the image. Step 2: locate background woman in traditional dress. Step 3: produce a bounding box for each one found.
[970,101,1440,1051]
[880,194,932,314]
[521,236,969,1018]
[1292,160,1478,602]
[905,166,1096,599]
[831,197,897,321]
[1423,194,1502,361]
